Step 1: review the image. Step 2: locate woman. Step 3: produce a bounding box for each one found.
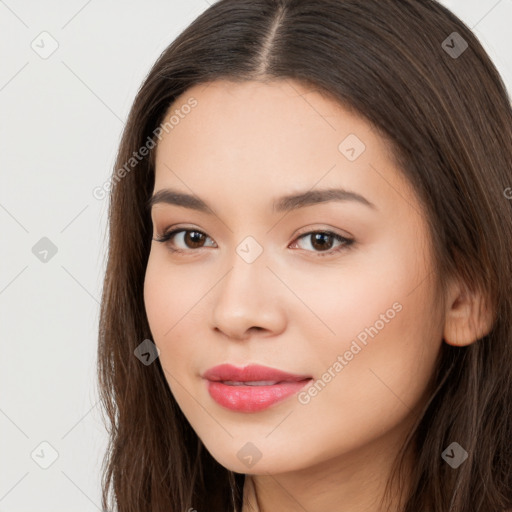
[97,0,512,510]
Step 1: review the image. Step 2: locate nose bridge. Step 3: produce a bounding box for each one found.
[211,237,284,338]
[217,241,268,313]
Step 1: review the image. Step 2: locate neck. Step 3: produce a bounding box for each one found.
[241,424,415,512]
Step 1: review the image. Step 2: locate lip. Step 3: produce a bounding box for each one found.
[202,364,312,413]
[202,363,311,383]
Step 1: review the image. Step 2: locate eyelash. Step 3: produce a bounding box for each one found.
[153,227,354,257]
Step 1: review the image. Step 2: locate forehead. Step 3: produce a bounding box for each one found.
[158,79,375,155]
[153,79,416,219]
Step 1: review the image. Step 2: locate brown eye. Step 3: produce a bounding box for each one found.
[153,229,217,252]
[309,232,335,251]
[292,231,354,257]
[183,231,206,248]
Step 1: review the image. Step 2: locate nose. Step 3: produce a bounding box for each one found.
[211,252,287,341]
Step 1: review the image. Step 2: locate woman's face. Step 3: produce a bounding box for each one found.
[144,79,445,475]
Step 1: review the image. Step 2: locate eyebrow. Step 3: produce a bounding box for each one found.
[147,187,376,213]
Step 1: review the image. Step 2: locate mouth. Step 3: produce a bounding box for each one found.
[221,380,286,386]
[202,363,311,383]
[202,364,313,412]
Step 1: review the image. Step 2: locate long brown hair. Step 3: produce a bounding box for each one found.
[97,1,512,510]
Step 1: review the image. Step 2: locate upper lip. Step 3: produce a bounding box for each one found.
[202,364,312,383]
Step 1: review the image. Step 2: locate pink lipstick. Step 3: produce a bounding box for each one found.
[202,364,312,412]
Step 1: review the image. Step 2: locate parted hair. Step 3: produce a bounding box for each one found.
[97,1,512,510]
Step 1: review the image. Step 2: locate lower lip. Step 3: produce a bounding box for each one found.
[206,380,312,412]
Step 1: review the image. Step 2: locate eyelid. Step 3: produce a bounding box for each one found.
[292,224,353,240]
[290,230,354,257]
[153,226,216,249]
[154,224,354,256]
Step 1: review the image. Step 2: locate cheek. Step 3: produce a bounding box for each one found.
[143,253,213,381]
[287,241,421,351]
[144,253,202,339]
[144,256,186,369]
[292,242,441,442]
[287,301,441,469]
[144,263,169,342]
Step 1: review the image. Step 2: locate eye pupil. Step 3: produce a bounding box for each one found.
[185,231,205,248]
[311,232,333,251]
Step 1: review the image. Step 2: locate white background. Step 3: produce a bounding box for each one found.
[1,1,511,510]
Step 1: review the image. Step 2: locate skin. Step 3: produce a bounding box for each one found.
[143,79,492,511]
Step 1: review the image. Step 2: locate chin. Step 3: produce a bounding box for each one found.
[201,439,304,475]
